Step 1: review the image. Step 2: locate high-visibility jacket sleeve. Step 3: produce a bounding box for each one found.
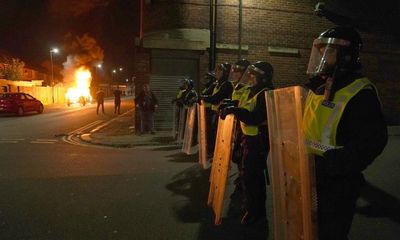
[323,88,388,175]
[203,81,233,104]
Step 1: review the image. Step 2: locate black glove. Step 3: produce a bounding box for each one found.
[218,99,239,112]
[220,106,237,120]
[218,102,234,112]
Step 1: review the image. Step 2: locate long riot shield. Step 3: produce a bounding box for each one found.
[265,86,317,240]
[177,106,187,143]
[182,105,198,155]
[197,101,208,169]
[207,114,236,225]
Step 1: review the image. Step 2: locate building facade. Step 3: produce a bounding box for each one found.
[135,0,400,129]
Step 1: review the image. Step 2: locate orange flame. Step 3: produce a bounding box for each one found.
[66,67,92,105]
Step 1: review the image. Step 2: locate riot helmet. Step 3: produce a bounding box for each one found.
[242,61,274,89]
[201,71,216,86]
[229,59,251,85]
[307,26,362,77]
[183,77,194,90]
[215,62,232,83]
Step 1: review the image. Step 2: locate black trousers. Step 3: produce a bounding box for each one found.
[241,135,268,217]
[317,174,364,240]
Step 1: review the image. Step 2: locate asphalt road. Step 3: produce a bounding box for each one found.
[0,97,244,240]
[0,97,399,239]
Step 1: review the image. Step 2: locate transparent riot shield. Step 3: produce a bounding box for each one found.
[207,114,236,225]
[197,101,208,169]
[177,106,187,143]
[265,86,317,240]
[182,105,198,155]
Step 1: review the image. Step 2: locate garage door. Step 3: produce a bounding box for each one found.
[150,50,199,130]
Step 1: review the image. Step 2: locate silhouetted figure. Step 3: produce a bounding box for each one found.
[96,89,105,114]
[114,86,122,114]
[135,84,158,134]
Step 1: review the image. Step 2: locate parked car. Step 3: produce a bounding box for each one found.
[0,93,44,116]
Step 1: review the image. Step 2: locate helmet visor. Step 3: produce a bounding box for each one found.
[229,64,247,84]
[306,37,350,76]
[237,65,258,87]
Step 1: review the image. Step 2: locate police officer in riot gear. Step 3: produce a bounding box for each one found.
[200,71,217,156]
[172,79,190,139]
[303,26,387,240]
[220,61,274,225]
[182,78,198,107]
[201,62,234,154]
[181,78,199,147]
[226,59,251,200]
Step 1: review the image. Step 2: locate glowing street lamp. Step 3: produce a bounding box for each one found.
[95,64,102,83]
[49,48,59,86]
[112,69,117,82]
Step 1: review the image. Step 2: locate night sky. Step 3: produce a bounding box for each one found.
[0,0,139,81]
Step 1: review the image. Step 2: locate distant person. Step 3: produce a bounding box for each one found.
[135,84,158,134]
[114,86,122,114]
[96,88,105,114]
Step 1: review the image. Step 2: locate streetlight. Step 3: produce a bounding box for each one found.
[95,64,102,83]
[49,48,59,86]
[49,48,59,104]
[112,69,117,82]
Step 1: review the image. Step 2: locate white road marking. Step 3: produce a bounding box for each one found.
[0,141,18,144]
[30,141,56,144]
[0,138,24,141]
[36,139,58,142]
[67,120,104,135]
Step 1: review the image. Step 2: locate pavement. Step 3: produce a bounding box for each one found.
[79,109,179,148]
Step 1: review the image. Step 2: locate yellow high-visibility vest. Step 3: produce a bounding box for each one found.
[303,77,376,156]
[211,81,233,111]
[240,88,268,136]
[176,89,185,99]
[232,84,250,108]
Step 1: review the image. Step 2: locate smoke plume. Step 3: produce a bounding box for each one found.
[62,33,104,86]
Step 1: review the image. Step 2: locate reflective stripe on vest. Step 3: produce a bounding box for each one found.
[211,81,232,111]
[303,77,375,156]
[201,88,211,108]
[240,88,268,136]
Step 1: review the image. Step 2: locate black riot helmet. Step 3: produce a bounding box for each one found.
[307,26,363,77]
[201,71,216,86]
[215,62,231,83]
[179,77,193,91]
[229,59,251,84]
[245,61,274,89]
[184,77,194,90]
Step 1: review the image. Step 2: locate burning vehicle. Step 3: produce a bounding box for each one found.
[65,66,93,106]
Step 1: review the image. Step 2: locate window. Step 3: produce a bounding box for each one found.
[25,94,35,100]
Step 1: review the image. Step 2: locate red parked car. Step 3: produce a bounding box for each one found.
[0,93,44,116]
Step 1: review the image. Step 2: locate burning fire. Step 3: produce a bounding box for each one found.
[66,66,92,105]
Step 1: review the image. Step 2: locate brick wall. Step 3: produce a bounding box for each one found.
[140,0,400,124]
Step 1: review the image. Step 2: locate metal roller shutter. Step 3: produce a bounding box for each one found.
[149,75,186,130]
